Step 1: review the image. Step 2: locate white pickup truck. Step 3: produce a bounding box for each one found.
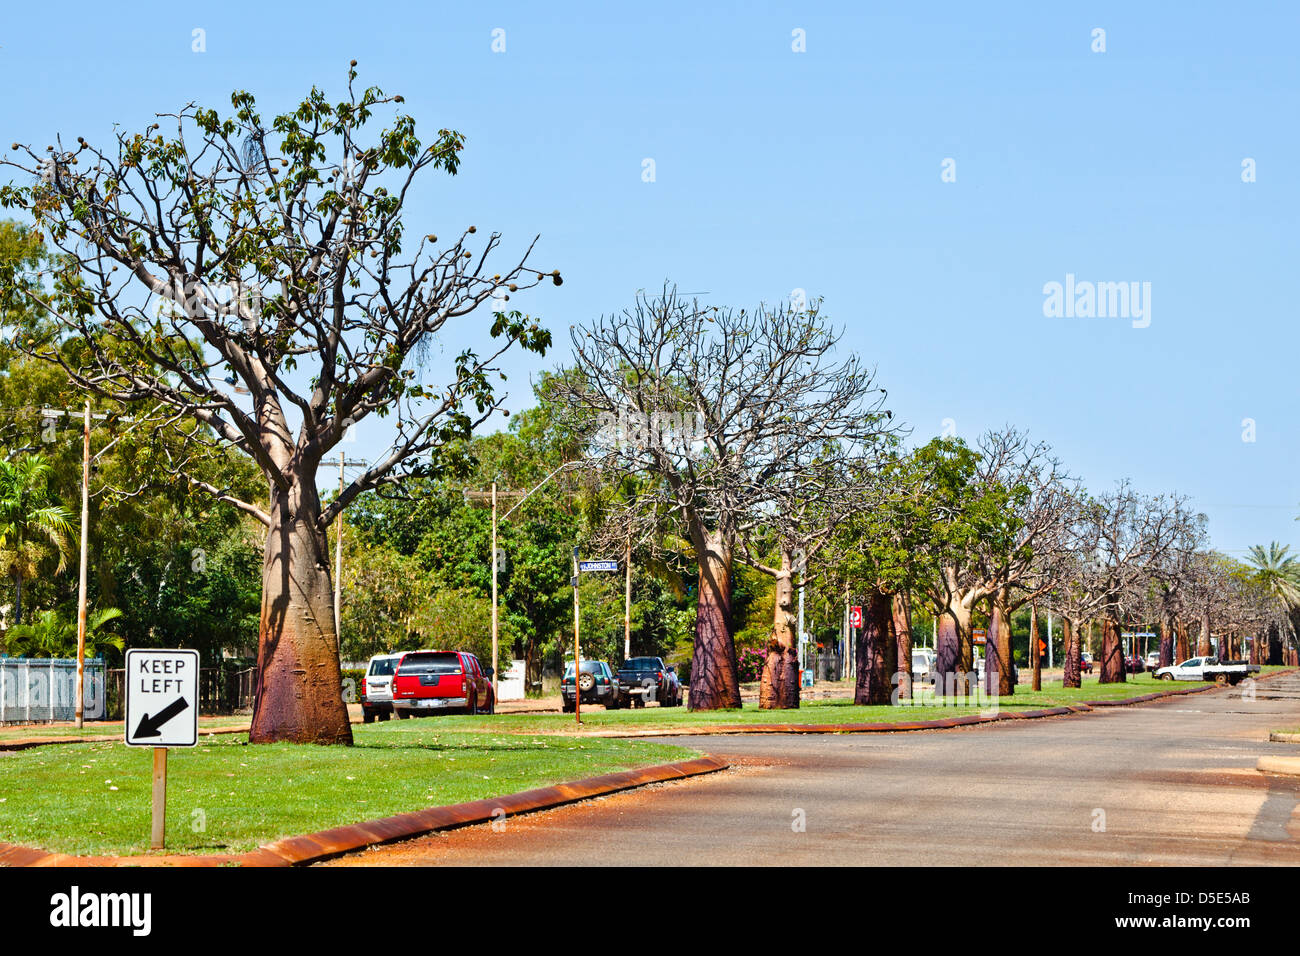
[1153,656,1260,686]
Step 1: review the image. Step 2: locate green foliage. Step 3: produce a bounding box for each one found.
[3,606,124,659]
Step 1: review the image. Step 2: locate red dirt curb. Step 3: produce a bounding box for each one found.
[0,754,729,867]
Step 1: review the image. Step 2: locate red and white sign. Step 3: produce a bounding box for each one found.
[849,606,863,628]
[972,628,987,646]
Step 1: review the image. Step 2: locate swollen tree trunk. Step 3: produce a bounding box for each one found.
[935,597,973,697]
[1197,606,1213,657]
[689,529,741,710]
[249,480,353,745]
[1099,618,1125,684]
[759,553,799,709]
[854,589,896,705]
[1159,616,1174,668]
[1266,623,1282,666]
[1176,617,1190,663]
[987,593,1015,697]
[892,592,913,701]
[1062,618,1081,688]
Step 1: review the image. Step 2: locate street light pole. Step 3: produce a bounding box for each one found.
[328,455,367,652]
[466,459,591,704]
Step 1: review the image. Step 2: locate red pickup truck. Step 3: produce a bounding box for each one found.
[391,650,495,718]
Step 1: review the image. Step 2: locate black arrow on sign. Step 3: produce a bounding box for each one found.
[132,696,190,739]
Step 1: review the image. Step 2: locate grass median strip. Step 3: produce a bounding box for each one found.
[391,673,1215,734]
[0,725,696,857]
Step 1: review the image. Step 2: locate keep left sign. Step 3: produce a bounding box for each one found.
[124,649,199,748]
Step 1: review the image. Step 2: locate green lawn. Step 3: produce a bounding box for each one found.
[0,725,696,856]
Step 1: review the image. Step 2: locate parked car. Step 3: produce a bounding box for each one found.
[361,652,404,723]
[1080,652,1094,674]
[615,656,682,707]
[1144,651,1161,670]
[562,660,622,711]
[392,650,495,717]
[911,649,935,683]
[1154,656,1260,686]
[1125,654,1145,674]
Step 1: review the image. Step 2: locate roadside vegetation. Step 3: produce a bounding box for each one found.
[0,726,696,856]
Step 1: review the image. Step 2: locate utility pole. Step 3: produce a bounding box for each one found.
[74,402,90,728]
[42,404,152,730]
[327,455,367,652]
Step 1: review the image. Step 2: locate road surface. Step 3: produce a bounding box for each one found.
[327,673,1300,866]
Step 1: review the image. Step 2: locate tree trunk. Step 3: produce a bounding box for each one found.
[688,529,741,710]
[1176,617,1190,663]
[935,597,972,697]
[1197,606,1213,658]
[1266,623,1282,666]
[759,554,799,709]
[854,589,896,705]
[1159,616,1174,668]
[987,593,1014,697]
[249,480,353,745]
[1030,603,1041,691]
[1099,618,1125,684]
[11,572,22,627]
[1062,617,1081,688]
[892,591,913,701]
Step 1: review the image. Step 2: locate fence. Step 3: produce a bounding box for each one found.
[104,665,256,719]
[0,658,106,723]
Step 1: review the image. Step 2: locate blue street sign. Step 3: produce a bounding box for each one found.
[578,560,619,573]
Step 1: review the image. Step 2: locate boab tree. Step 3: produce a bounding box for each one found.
[1059,484,1195,686]
[567,287,893,709]
[969,429,1075,697]
[823,450,933,705]
[0,69,557,743]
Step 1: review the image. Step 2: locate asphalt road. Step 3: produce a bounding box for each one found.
[328,673,1300,866]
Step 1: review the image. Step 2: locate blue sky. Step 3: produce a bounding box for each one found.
[3,1,1297,558]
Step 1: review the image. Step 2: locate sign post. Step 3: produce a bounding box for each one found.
[125,648,199,850]
[571,548,581,726]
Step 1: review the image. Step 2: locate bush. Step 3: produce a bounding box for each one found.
[737,646,767,683]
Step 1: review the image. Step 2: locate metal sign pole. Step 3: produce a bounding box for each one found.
[151,747,167,850]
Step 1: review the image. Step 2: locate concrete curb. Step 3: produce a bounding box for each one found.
[1257,756,1300,777]
[0,754,728,867]
[1268,732,1300,743]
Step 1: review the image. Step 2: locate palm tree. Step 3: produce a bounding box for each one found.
[1245,542,1300,605]
[1244,542,1300,663]
[4,606,125,658]
[0,455,73,626]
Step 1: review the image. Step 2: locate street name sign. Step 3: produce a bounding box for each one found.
[578,560,619,572]
[124,649,199,748]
